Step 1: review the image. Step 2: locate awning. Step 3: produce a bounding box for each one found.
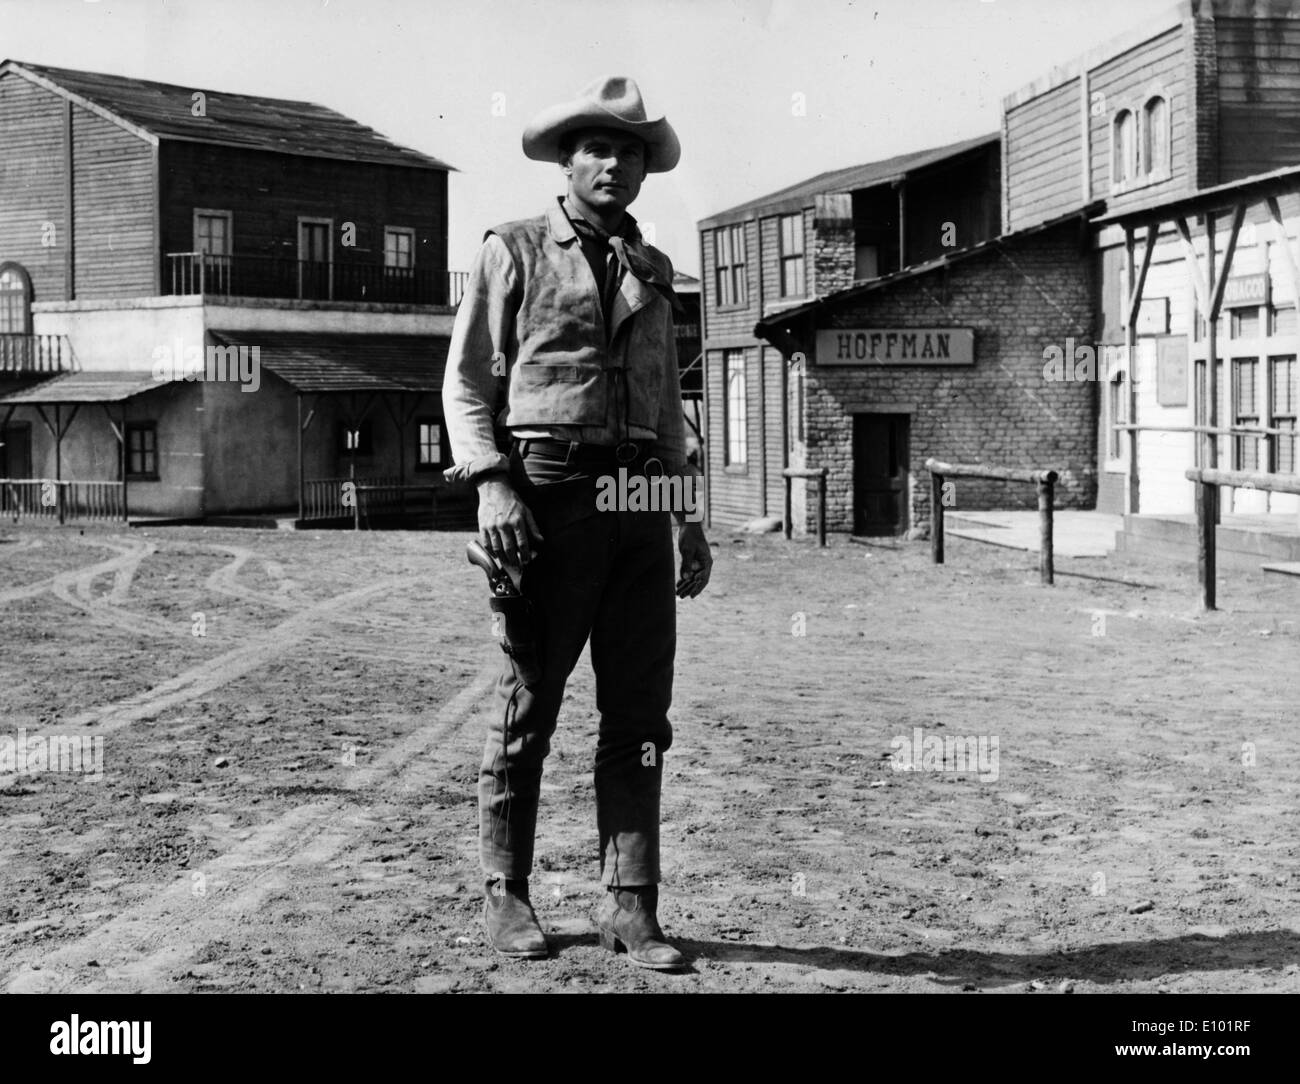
[211,332,449,394]
[0,370,164,404]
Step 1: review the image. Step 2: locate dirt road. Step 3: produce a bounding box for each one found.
[2,522,1298,993]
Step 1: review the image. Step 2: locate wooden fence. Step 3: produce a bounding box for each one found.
[924,459,1059,585]
[1184,467,1300,610]
[0,479,126,524]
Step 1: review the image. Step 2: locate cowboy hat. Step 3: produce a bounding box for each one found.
[522,76,680,173]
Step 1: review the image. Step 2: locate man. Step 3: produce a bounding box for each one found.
[442,76,712,971]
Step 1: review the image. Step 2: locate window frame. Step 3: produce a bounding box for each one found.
[777,212,806,299]
[713,224,747,310]
[192,209,233,256]
[0,261,34,335]
[1141,93,1171,180]
[338,418,374,457]
[384,226,416,271]
[723,349,748,470]
[1269,354,1297,475]
[125,421,159,481]
[414,416,449,472]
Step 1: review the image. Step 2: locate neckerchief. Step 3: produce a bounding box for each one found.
[560,197,684,316]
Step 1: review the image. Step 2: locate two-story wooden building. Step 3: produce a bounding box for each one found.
[697,134,1004,531]
[1002,0,1300,526]
[0,60,468,525]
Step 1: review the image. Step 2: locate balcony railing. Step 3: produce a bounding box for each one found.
[165,253,468,307]
[0,479,125,524]
[0,334,73,375]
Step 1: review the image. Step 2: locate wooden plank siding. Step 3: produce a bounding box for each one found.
[1217,17,1300,181]
[0,72,70,304]
[700,219,760,342]
[71,103,156,298]
[706,345,766,528]
[1088,26,1190,216]
[1005,77,1084,232]
[158,142,448,279]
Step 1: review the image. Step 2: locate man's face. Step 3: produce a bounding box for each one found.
[561,128,647,213]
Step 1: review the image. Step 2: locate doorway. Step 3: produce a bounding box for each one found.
[852,412,909,535]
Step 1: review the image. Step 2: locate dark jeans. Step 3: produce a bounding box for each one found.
[478,446,676,887]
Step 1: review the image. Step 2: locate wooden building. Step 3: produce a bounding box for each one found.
[0,59,467,525]
[697,134,1001,529]
[699,0,1300,546]
[1003,0,1300,530]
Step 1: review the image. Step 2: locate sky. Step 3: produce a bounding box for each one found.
[0,0,1182,277]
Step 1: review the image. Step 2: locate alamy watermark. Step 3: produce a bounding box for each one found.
[0,727,104,780]
[151,339,261,392]
[595,464,703,523]
[890,726,999,782]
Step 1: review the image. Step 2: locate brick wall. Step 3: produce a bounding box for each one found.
[812,193,854,297]
[1191,12,1220,190]
[798,220,1097,533]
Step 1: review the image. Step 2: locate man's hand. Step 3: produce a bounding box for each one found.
[478,475,543,567]
[675,523,712,599]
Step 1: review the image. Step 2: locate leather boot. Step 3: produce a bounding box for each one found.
[483,878,548,959]
[594,885,686,971]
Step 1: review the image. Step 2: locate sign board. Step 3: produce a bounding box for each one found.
[1137,297,1169,335]
[816,328,975,366]
[1156,335,1188,407]
[1222,272,1268,309]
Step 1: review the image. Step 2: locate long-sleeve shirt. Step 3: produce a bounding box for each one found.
[441,197,697,486]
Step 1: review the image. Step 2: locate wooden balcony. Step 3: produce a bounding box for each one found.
[0,334,73,375]
[165,253,468,307]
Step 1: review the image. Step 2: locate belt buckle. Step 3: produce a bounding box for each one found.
[615,441,639,464]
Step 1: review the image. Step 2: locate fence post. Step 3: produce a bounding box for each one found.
[784,473,792,541]
[1037,473,1055,586]
[931,470,945,564]
[817,468,827,547]
[1197,477,1217,611]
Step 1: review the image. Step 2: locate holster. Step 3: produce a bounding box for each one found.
[489,594,544,687]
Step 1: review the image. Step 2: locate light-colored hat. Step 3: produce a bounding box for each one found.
[522,76,680,173]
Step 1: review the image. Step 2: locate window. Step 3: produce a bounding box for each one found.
[713,224,746,308]
[1271,355,1297,474]
[1112,110,1137,186]
[338,420,373,456]
[1107,369,1127,461]
[298,217,333,300]
[1270,304,1296,338]
[0,263,32,335]
[1233,357,1260,469]
[1231,307,1261,340]
[193,211,232,256]
[384,227,415,271]
[778,213,806,298]
[723,350,747,467]
[1142,95,1169,177]
[126,423,158,480]
[415,418,447,470]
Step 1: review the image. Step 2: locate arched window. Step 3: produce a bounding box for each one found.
[0,263,32,335]
[1112,110,1137,186]
[1143,95,1169,177]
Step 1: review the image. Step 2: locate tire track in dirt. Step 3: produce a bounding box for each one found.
[2,666,497,992]
[0,535,153,607]
[57,576,409,733]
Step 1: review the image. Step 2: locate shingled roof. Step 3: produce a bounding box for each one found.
[0,60,453,171]
[699,132,998,228]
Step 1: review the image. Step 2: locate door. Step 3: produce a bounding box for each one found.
[298,219,332,300]
[853,413,909,535]
[0,421,31,477]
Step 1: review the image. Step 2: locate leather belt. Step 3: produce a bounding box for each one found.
[514,438,645,466]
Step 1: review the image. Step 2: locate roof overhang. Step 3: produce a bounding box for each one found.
[1092,164,1300,230]
[0,371,165,404]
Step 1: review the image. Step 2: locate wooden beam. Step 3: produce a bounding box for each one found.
[1175,216,1211,317]
[1208,203,1247,320]
[64,99,75,301]
[1125,225,1158,330]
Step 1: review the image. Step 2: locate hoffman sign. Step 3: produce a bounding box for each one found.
[816,328,975,365]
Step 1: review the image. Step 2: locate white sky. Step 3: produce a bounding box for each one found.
[0,0,1179,276]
